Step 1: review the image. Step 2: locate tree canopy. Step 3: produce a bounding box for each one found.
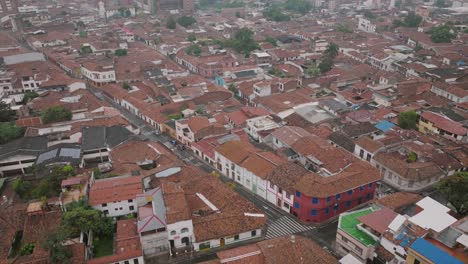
[263,7,290,22]
[393,11,422,27]
[436,172,468,216]
[42,106,72,124]
[0,122,25,144]
[264,36,277,47]
[318,57,333,73]
[62,201,113,236]
[186,44,202,56]
[227,28,260,56]
[166,16,176,29]
[284,0,312,15]
[114,49,127,56]
[0,101,16,122]
[429,24,456,43]
[398,110,418,129]
[325,42,339,59]
[177,16,196,28]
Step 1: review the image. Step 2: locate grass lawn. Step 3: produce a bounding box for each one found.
[93,234,113,258]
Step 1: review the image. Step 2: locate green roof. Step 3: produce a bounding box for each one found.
[339,208,377,246]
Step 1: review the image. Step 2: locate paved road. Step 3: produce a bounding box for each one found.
[89,86,339,261]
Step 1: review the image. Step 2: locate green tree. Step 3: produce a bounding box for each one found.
[114,49,127,56]
[306,65,321,77]
[22,91,39,104]
[62,201,113,236]
[364,10,375,19]
[404,11,423,27]
[125,9,131,17]
[398,110,418,129]
[228,28,260,56]
[0,122,25,144]
[263,7,291,22]
[325,42,339,59]
[0,102,16,122]
[166,16,176,29]
[80,46,92,54]
[13,177,31,199]
[429,24,456,43]
[436,172,468,215]
[79,30,87,38]
[318,57,333,73]
[20,243,34,256]
[42,106,72,124]
[187,33,196,42]
[42,227,72,264]
[435,0,446,8]
[76,21,85,28]
[235,11,242,18]
[264,36,277,47]
[335,24,352,33]
[186,44,202,56]
[407,152,418,163]
[285,0,312,15]
[177,16,196,28]
[122,82,130,90]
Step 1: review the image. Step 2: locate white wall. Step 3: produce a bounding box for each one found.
[93,199,136,217]
[81,66,116,83]
[266,182,293,212]
[167,220,194,249]
[192,229,262,251]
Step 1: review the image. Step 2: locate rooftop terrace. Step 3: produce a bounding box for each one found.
[339,208,378,247]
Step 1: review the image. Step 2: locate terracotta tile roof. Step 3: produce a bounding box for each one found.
[373,151,443,181]
[420,111,468,136]
[0,204,27,260]
[257,235,338,264]
[240,152,287,179]
[355,136,384,153]
[294,161,380,198]
[187,116,211,133]
[358,207,398,234]
[216,243,265,264]
[162,182,191,224]
[15,117,42,127]
[89,176,143,206]
[376,192,423,211]
[291,136,353,174]
[266,162,309,194]
[215,140,257,163]
[270,126,311,147]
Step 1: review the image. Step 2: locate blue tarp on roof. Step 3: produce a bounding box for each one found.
[375,120,395,132]
[410,238,463,264]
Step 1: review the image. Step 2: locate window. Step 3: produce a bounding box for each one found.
[294,202,300,209]
[296,191,301,197]
[278,187,282,194]
[234,235,239,240]
[134,259,140,264]
[324,208,329,214]
[310,210,317,216]
[103,210,108,215]
[368,183,373,188]
[346,201,351,207]
[251,230,257,236]
[199,242,210,250]
[312,198,318,204]
[359,149,364,158]
[367,193,372,199]
[326,197,331,203]
[360,186,365,191]
[342,236,348,243]
[414,259,421,264]
[124,261,129,264]
[181,228,189,233]
[128,199,133,203]
[366,154,371,161]
[115,208,118,211]
[102,203,107,207]
[170,230,176,236]
[347,190,353,195]
[335,194,341,200]
[129,206,134,211]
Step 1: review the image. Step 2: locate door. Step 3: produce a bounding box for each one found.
[220,238,225,247]
[277,198,282,207]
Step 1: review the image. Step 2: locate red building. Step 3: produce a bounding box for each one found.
[291,179,378,223]
[289,136,380,223]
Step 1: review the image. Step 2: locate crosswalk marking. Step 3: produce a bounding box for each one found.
[265,216,315,239]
